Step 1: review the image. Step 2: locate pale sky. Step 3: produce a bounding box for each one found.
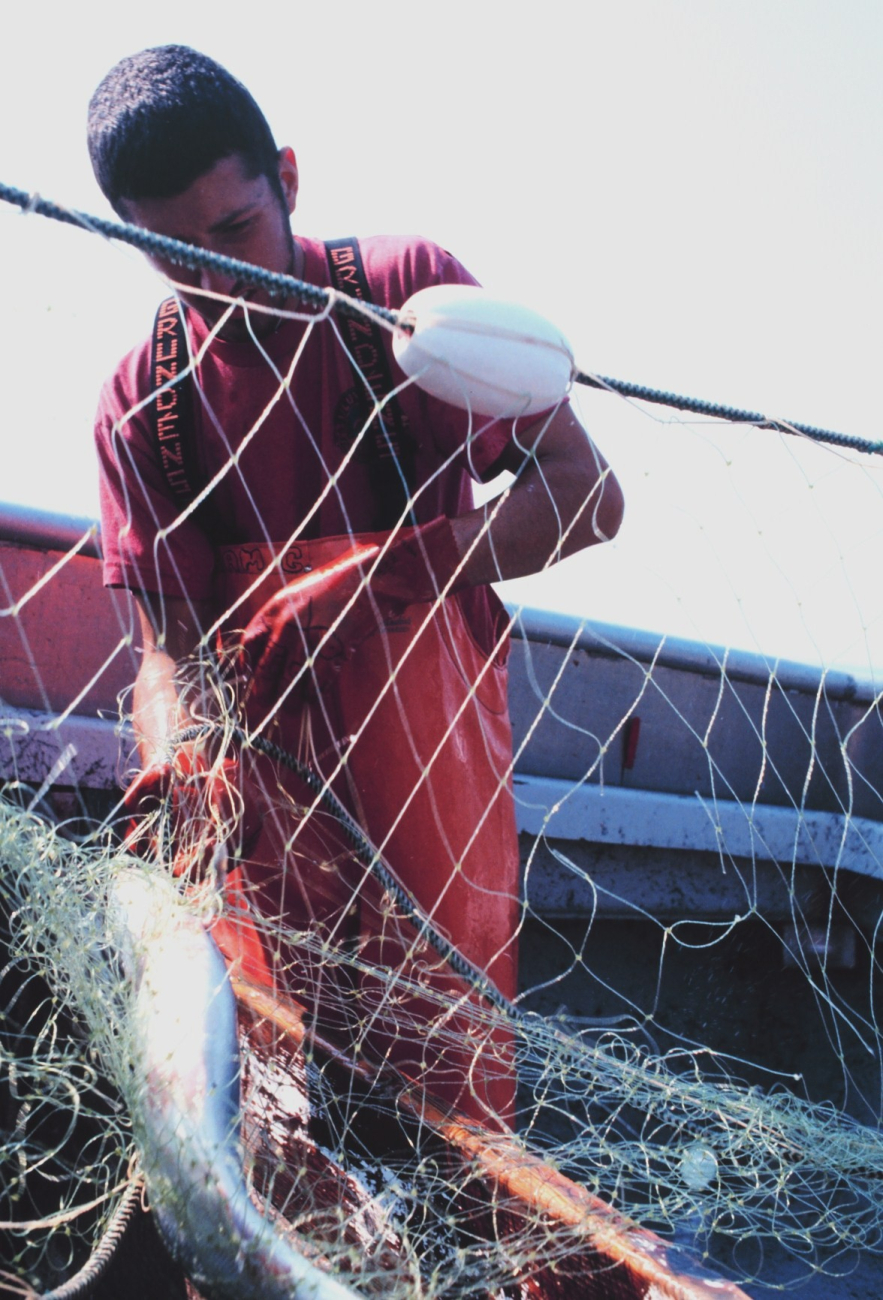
[1,0,881,672]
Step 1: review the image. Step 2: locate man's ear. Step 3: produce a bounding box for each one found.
[278,146,299,214]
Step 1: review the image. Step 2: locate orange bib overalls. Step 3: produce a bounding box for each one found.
[212,534,520,1125]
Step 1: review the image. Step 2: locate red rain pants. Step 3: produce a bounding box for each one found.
[212,534,520,1126]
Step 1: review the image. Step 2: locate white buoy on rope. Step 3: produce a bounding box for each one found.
[393,284,574,419]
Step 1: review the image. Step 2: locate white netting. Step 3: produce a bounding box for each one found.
[1,216,883,1300]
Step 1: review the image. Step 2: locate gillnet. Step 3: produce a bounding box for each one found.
[1,190,883,1300]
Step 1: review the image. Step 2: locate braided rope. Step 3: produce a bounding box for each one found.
[0,183,401,329]
[576,370,883,456]
[3,181,878,455]
[173,724,515,1020]
[39,1178,144,1300]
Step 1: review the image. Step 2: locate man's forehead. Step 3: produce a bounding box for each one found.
[123,154,272,236]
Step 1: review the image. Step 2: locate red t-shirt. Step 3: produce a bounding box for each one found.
[94,236,525,610]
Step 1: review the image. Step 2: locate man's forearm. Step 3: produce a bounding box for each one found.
[132,647,192,770]
[450,407,624,588]
[132,593,211,770]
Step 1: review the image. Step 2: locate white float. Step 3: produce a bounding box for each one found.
[393,284,574,419]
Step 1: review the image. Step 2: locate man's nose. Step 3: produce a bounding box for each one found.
[198,265,239,299]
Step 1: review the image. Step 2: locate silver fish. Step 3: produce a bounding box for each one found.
[108,867,363,1300]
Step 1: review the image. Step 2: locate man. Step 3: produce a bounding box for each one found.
[90,45,623,1124]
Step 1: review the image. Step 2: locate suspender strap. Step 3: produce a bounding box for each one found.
[325,237,416,528]
[150,244,416,534]
[151,297,201,506]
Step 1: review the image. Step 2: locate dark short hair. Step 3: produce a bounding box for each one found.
[88,45,281,213]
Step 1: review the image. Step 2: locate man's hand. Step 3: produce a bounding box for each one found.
[124,742,262,877]
[238,518,464,718]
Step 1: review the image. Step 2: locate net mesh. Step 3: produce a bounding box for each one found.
[1,218,883,1300]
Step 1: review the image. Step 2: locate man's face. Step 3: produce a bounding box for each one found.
[122,150,299,341]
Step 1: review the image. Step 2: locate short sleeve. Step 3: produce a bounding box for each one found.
[362,237,533,484]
